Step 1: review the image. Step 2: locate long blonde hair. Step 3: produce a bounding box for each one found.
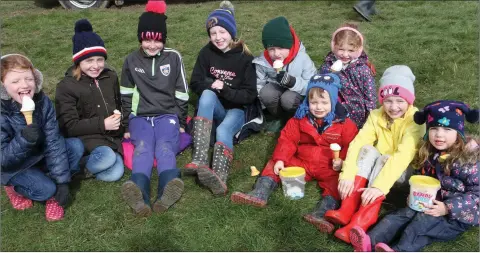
[228,38,252,56]
[415,133,478,175]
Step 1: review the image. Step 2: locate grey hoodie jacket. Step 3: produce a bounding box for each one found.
[253,43,316,96]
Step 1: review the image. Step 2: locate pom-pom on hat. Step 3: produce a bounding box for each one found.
[72,19,107,65]
[378,65,416,105]
[414,100,479,141]
[206,1,236,38]
[138,0,167,43]
[294,73,342,126]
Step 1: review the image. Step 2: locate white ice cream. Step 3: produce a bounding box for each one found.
[20,96,35,112]
[113,109,121,115]
[330,143,341,151]
[331,60,343,72]
[273,60,284,70]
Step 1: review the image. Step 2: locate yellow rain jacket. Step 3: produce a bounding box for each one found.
[340,105,425,194]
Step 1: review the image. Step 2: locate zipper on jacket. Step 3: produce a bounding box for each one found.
[94,79,110,116]
[152,57,155,77]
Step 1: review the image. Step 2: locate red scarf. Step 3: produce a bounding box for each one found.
[263,26,301,67]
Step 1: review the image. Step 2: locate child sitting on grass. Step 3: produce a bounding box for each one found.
[231,73,358,234]
[324,65,425,243]
[318,23,376,129]
[120,0,188,216]
[349,100,479,252]
[1,54,84,221]
[254,16,317,133]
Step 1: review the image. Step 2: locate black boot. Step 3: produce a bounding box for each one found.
[303,195,339,233]
[197,142,232,196]
[72,156,95,180]
[152,169,184,213]
[121,173,152,217]
[230,176,277,208]
[353,0,376,21]
[184,117,213,175]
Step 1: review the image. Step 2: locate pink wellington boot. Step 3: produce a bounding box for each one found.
[3,186,33,210]
[350,226,372,252]
[45,198,64,222]
[375,243,395,252]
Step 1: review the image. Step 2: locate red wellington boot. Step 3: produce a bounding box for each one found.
[324,176,368,225]
[334,196,385,244]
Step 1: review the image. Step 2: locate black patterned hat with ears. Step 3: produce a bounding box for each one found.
[414,100,479,141]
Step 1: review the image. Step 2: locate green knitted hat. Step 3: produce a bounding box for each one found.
[262,16,293,49]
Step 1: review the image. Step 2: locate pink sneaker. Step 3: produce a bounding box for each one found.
[45,198,64,222]
[3,186,33,210]
[350,226,371,252]
[375,243,394,252]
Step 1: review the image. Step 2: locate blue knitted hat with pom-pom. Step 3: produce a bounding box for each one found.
[72,19,107,65]
[294,73,342,125]
[206,1,236,38]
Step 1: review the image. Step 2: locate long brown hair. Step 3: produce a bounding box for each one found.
[415,132,477,175]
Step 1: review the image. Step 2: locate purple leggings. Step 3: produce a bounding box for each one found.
[129,114,180,178]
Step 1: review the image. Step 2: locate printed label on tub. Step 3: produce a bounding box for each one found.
[409,190,435,212]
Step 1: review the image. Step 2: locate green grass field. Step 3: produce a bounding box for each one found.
[1,0,479,251]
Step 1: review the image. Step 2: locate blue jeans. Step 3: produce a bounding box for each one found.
[86,146,124,182]
[368,207,470,252]
[197,90,245,150]
[7,137,84,201]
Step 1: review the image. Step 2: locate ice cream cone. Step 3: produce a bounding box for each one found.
[20,96,35,125]
[333,151,340,159]
[250,166,260,176]
[273,60,284,74]
[330,143,341,160]
[113,109,121,119]
[22,111,33,125]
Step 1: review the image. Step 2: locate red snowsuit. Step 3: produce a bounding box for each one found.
[261,116,358,200]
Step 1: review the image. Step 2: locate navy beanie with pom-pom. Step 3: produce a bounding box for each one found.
[72,19,107,65]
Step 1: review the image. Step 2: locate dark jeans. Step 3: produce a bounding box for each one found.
[259,83,303,118]
[7,138,84,201]
[368,207,470,252]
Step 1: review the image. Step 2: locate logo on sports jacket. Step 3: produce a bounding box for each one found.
[160,64,170,76]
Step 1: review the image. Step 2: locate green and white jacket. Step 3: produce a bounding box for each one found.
[120,48,189,128]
